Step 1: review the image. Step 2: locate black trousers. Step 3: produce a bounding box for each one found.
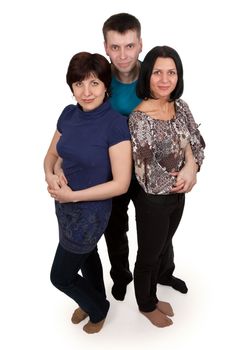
[50,244,109,323]
[104,179,179,286]
[134,189,185,312]
[104,179,140,285]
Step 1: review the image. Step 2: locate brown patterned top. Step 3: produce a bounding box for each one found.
[128,98,205,195]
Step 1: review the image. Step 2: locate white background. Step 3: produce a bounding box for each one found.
[0,0,232,349]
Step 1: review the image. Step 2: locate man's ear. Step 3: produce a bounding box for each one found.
[104,41,109,56]
[139,38,143,53]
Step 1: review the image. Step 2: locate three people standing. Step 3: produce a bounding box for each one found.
[44,13,205,332]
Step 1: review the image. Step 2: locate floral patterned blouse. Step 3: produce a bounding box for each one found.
[128,98,205,195]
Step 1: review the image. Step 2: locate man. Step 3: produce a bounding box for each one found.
[102,13,198,301]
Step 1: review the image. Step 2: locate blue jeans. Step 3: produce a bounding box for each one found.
[50,243,110,323]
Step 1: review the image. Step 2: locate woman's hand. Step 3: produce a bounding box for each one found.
[48,183,75,203]
[45,174,61,191]
[170,161,198,193]
[57,171,68,186]
[54,157,68,186]
[170,174,185,193]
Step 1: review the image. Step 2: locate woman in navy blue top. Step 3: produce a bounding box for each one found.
[44,52,132,334]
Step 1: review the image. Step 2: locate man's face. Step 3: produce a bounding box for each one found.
[104,30,142,74]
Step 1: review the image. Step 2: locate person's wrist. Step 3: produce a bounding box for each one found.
[190,160,198,172]
[45,172,55,182]
[54,168,63,176]
[186,157,198,170]
[71,191,79,203]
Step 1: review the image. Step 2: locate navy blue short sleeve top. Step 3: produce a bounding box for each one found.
[56,100,130,190]
[55,100,131,254]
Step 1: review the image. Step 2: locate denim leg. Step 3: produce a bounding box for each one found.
[50,244,109,323]
[81,246,106,298]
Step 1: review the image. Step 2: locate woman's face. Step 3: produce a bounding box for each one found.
[72,73,106,111]
[150,57,178,100]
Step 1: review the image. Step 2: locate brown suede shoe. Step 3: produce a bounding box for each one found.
[71,307,88,324]
[83,318,106,334]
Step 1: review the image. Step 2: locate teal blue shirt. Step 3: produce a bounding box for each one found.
[110,75,142,117]
[110,74,142,181]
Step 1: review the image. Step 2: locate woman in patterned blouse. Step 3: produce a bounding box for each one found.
[128,46,205,328]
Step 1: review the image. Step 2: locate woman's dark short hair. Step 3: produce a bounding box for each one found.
[66,52,111,95]
[136,46,184,101]
[102,13,141,41]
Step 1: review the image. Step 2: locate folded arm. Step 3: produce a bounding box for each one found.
[170,143,198,193]
[48,140,132,203]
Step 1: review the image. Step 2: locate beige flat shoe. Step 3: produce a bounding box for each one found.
[83,318,106,334]
[71,307,88,324]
